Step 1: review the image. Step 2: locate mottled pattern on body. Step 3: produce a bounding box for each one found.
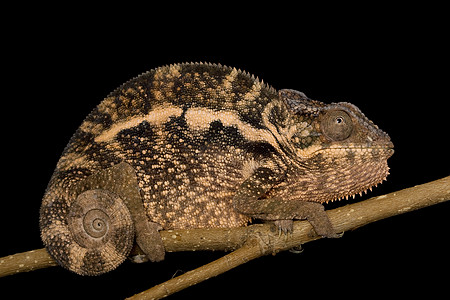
[40,63,394,275]
[48,63,285,229]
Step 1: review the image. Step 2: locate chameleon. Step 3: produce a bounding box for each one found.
[39,62,394,275]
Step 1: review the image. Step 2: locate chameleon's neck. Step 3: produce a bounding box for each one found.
[261,98,298,159]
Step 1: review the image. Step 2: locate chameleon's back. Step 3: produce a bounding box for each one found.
[45,63,281,228]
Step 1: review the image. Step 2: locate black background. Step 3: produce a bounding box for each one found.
[1,5,449,299]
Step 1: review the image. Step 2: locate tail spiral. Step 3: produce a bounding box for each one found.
[40,189,134,275]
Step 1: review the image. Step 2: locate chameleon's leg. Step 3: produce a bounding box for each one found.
[78,162,165,262]
[233,167,339,238]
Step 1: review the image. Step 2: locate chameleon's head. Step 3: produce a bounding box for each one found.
[278,89,394,202]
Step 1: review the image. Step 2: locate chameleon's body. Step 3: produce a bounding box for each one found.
[39,63,393,275]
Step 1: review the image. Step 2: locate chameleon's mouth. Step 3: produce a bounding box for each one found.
[317,143,394,162]
[323,142,394,155]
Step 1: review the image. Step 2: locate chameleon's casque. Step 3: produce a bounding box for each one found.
[39,63,394,275]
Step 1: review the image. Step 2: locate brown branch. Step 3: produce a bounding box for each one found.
[0,249,58,277]
[129,236,266,300]
[1,176,449,298]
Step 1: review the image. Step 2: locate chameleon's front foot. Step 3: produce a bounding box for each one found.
[298,202,341,238]
[273,219,294,235]
[273,211,341,239]
[234,167,341,240]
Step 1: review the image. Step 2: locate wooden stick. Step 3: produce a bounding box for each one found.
[128,236,265,300]
[1,175,449,299]
[0,249,57,277]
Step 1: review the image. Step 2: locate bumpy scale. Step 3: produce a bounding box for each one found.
[39,63,394,275]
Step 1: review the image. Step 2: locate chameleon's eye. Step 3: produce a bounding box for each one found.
[321,110,353,141]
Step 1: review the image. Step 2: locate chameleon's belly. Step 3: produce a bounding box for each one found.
[132,146,252,229]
